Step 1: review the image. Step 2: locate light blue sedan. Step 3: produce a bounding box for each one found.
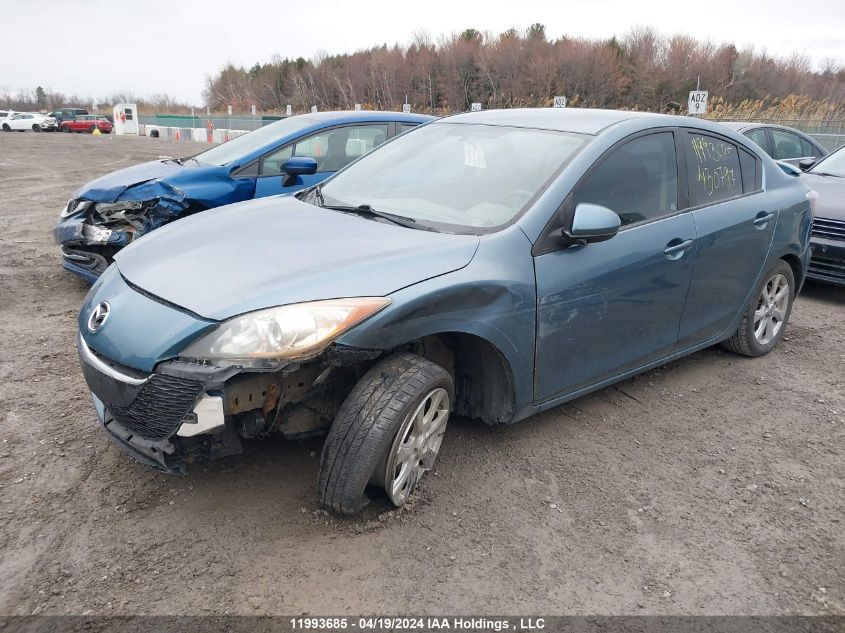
[75,108,813,514]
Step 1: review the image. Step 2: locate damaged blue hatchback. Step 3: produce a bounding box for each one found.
[76,109,813,515]
[53,110,433,282]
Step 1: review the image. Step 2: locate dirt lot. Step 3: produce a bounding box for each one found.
[0,132,842,617]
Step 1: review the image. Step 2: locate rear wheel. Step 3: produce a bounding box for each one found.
[61,124,71,133]
[319,353,453,515]
[722,260,794,357]
[32,124,40,132]
[2,123,9,132]
[88,125,96,133]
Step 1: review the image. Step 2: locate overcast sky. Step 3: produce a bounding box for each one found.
[1,0,842,105]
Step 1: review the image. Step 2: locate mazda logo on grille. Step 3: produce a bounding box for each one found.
[87,301,111,333]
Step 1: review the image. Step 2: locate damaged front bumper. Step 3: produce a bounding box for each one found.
[54,191,191,282]
[78,332,368,473]
[79,333,248,472]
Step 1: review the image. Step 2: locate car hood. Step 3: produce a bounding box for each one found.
[115,196,480,321]
[804,173,845,221]
[74,159,256,208]
[75,159,188,202]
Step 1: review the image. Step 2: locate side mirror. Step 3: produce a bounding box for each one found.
[282,156,318,187]
[776,161,802,176]
[563,203,621,245]
[798,158,816,172]
[283,156,318,176]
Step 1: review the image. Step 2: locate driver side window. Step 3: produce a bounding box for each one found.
[259,124,390,177]
[573,132,678,227]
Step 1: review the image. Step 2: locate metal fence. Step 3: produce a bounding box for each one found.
[139,114,283,131]
[139,111,845,152]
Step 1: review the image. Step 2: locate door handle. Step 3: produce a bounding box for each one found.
[753,211,775,228]
[664,239,694,260]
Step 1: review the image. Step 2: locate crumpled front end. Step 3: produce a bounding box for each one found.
[53,182,192,283]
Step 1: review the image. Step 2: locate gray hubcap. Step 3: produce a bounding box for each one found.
[383,388,450,506]
[753,273,789,345]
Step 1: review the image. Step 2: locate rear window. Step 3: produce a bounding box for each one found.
[685,133,744,207]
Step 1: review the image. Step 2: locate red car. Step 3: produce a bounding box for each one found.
[61,115,113,134]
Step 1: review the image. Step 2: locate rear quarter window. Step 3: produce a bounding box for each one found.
[684,132,744,207]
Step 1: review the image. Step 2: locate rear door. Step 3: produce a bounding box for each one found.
[677,129,773,348]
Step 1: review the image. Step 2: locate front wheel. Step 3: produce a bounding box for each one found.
[61,125,71,133]
[2,124,9,132]
[32,124,41,132]
[722,260,795,357]
[319,353,453,515]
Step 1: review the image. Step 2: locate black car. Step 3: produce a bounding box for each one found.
[719,122,827,167]
[799,146,845,285]
[48,107,89,127]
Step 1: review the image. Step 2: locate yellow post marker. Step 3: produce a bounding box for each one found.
[92,128,102,137]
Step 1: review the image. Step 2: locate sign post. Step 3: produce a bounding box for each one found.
[470,102,482,112]
[402,103,411,114]
[553,96,567,108]
[227,105,232,131]
[286,104,292,117]
[688,90,708,116]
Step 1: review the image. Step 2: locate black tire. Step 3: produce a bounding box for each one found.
[61,125,71,133]
[149,129,159,138]
[88,125,96,133]
[2,124,9,132]
[319,353,454,516]
[722,259,795,357]
[32,124,41,132]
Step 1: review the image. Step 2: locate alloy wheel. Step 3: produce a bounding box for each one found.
[753,273,789,345]
[383,387,450,506]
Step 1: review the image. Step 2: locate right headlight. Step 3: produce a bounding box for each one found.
[60,199,92,218]
[181,298,391,362]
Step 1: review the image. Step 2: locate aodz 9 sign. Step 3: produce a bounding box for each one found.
[688,90,708,115]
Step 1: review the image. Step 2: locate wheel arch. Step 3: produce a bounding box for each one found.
[411,332,516,425]
[780,252,803,290]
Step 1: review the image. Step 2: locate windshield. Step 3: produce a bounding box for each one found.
[193,116,314,167]
[319,122,585,231]
[811,147,845,177]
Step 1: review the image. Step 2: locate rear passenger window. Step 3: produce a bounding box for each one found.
[399,123,419,133]
[685,133,743,206]
[738,148,760,193]
[574,132,678,227]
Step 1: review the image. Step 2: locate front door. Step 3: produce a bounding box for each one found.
[534,131,696,402]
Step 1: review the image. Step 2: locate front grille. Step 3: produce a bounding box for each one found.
[108,374,203,441]
[811,217,845,241]
[808,255,845,283]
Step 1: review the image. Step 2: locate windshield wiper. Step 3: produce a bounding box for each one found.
[323,203,436,232]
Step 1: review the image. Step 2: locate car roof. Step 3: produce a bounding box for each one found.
[439,108,659,135]
[294,110,435,124]
[717,121,811,136]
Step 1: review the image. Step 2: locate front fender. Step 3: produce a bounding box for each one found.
[336,227,538,422]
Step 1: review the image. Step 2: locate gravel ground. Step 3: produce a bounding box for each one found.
[0,132,843,617]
